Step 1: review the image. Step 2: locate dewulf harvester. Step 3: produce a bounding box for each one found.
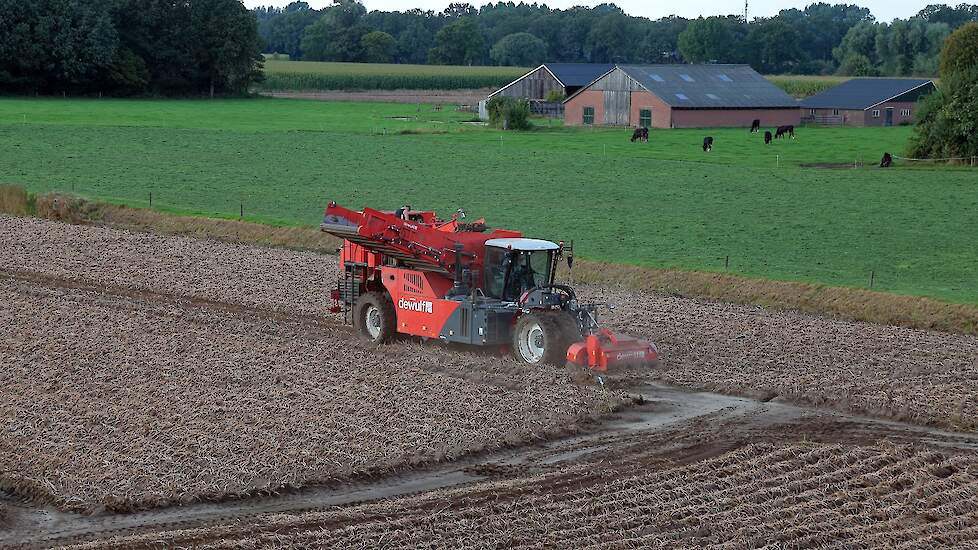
[321,202,658,376]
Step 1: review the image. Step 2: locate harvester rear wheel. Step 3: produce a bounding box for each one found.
[513,312,578,366]
[354,292,396,345]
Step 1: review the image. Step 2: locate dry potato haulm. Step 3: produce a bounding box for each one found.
[0,215,617,512]
[3,213,978,547]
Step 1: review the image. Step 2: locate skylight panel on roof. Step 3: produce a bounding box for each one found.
[680,74,694,82]
[649,73,664,82]
[706,93,720,100]
[675,93,689,100]
[718,74,733,82]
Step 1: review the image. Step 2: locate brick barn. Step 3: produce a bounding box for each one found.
[800,78,936,127]
[487,63,614,102]
[563,64,800,129]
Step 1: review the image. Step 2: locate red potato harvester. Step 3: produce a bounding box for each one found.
[321,202,657,380]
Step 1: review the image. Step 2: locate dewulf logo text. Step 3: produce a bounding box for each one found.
[398,298,433,314]
[616,351,646,361]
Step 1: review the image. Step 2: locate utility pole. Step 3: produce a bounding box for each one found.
[744,0,749,22]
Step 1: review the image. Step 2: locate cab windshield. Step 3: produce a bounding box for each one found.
[484,247,554,301]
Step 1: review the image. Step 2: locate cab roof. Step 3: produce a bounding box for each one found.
[485,238,559,251]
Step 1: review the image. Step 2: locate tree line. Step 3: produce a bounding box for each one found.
[0,0,263,96]
[256,1,978,76]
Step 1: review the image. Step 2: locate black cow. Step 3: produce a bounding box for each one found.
[764,131,773,145]
[630,127,649,143]
[880,152,893,168]
[775,125,795,139]
[703,136,714,152]
[750,119,761,133]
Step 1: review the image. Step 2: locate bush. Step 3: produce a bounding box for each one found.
[910,22,978,160]
[908,68,978,159]
[939,22,978,78]
[486,96,531,130]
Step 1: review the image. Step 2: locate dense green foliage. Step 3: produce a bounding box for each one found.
[909,23,978,160]
[2,98,977,304]
[0,0,263,96]
[833,18,951,76]
[254,2,978,76]
[257,60,525,90]
[486,96,530,129]
[489,33,548,67]
[938,21,978,76]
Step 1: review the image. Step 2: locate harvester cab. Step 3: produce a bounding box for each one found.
[320,202,657,379]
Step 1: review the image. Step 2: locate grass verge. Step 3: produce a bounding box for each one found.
[4,184,976,337]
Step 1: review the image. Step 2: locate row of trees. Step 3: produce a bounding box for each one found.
[0,0,264,96]
[254,1,978,76]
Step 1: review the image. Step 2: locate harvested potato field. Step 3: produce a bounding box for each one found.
[57,402,978,549]
[3,215,977,434]
[0,217,618,513]
[583,285,978,430]
[3,214,978,548]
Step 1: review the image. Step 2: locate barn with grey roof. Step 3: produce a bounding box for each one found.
[800,78,936,126]
[563,64,801,129]
[488,63,614,102]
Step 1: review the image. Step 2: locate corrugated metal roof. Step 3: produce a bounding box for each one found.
[800,78,935,110]
[617,64,799,109]
[544,63,614,87]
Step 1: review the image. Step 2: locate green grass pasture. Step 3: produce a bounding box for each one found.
[1,97,976,304]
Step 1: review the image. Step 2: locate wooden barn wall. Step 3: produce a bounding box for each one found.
[497,67,562,100]
[590,68,644,126]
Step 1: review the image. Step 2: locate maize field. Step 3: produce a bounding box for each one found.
[259,60,527,91]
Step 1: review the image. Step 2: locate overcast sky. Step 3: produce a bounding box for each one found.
[245,1,924,22]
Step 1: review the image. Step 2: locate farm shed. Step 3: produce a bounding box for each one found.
[563,65,800,129]
[800,78,936,127]
[487,63,614,102]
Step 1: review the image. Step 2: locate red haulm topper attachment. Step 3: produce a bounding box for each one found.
[566,328,659,373]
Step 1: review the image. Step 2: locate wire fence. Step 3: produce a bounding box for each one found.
[9,181,969,304]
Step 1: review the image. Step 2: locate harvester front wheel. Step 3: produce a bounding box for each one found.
[513,312,575,366]
[354,292,396,344]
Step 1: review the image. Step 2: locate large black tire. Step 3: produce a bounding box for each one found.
[513,311,579,366]
[353,291,396,344]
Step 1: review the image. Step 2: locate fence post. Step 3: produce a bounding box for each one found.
[725,255,729,271]
[870,270,875,289]
[149,192,152,207]
[240,203,243,220]
[776,154,780,168]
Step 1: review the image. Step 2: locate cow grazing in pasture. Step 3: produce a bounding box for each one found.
[880,152,893,168]
[703,136,714,152]
[750,119,761,133]
[775,125,795,139]
[630,127,649,143]
[764,131,773,145]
